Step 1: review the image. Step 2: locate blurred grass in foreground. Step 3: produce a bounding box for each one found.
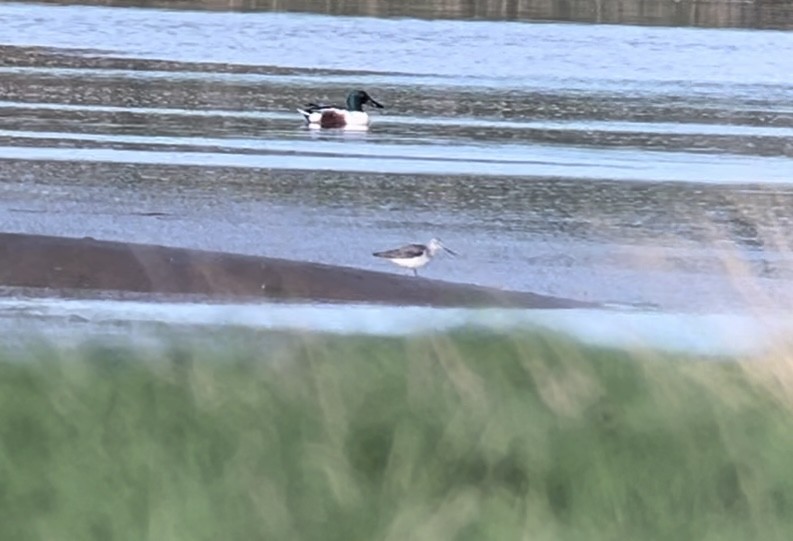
[2,330,793,541]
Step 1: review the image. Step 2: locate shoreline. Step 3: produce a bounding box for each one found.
[0,232,596,309]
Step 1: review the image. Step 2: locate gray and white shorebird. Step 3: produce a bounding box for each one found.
[373,238,457,277]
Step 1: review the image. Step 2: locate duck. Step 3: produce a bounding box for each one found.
[297,90,384,129]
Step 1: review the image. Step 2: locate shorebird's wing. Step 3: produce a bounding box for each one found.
[373,244,425,259]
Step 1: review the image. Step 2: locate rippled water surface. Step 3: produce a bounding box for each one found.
[2,1,793,327]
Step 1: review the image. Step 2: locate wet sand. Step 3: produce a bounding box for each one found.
[0,232,596,309]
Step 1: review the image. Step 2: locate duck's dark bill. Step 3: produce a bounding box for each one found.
[369,98,385,108]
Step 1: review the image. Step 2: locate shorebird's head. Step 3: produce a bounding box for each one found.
[428,238,457,257]
[347,90,384,112]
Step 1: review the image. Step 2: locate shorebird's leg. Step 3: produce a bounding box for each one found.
[413,269,418,277]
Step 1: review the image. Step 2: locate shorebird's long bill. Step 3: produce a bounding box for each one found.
[443,246,458,256]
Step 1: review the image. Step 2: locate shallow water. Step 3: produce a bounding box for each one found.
[0,296,788,357]
[2,1,793,338]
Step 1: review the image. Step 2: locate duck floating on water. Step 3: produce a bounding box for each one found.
[297,90,384,129]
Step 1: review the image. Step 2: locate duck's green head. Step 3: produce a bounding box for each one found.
[346,90,384,112]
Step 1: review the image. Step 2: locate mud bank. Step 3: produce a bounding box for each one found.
[0,232,596,309]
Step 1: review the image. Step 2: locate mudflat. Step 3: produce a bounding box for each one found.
[0,232,595,309]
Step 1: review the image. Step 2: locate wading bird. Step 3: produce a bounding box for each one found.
[373,238,457,277]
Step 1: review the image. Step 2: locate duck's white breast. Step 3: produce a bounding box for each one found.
[344,111,371,126]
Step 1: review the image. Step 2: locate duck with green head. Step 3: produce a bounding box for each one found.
[297,90,384,129]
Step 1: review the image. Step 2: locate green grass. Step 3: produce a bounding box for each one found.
[1,330,793,540]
